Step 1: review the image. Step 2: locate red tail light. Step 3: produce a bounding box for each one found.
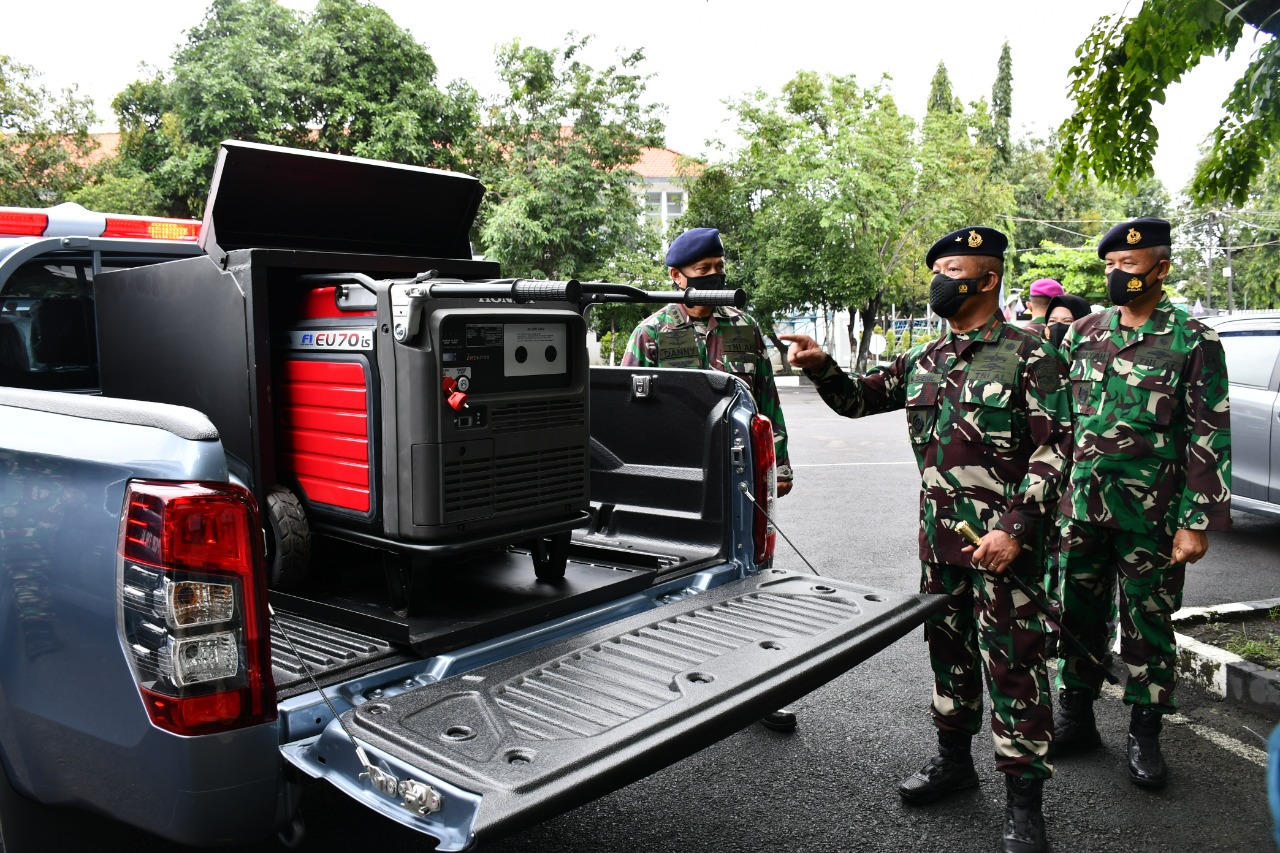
[0,209,49,236]
[749,414,777,564]
[102,215,201,242]
[117,481,275,736]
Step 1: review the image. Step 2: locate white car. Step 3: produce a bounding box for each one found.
[1207,312,1280,519]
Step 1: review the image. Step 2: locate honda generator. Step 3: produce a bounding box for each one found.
[94,141,742,618]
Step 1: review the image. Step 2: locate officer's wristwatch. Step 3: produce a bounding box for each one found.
[777,464,794,482]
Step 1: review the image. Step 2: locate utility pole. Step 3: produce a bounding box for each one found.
[1205,210,1216,310]
[1223,208,1235,314]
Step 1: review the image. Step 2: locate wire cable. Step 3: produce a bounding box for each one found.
[740,485,822,576]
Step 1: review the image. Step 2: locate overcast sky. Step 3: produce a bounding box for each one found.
[3,0,1268,195]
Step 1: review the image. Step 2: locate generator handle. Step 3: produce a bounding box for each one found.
[579,283,746,309]
[296,272,379,294]
[421,280,583,304]
[679,287,747,307]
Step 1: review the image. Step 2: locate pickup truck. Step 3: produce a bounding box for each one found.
[0,145,943,851]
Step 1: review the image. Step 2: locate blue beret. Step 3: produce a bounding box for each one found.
[666,227,724,268]
[1097,218,1171,258]
[925,226,1008,268]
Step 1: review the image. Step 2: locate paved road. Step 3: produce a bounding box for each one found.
[11,383,1278,852]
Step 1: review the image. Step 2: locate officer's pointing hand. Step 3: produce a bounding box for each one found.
[962,530,1022,575]
[779,334,827,370]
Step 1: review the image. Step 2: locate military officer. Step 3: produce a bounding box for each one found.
[622,227,797,733]
[1051,218,1232,791]
[782,226,1071,853]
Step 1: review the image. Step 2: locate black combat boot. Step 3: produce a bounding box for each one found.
[1128,705,1168,789]
[897,730,980,804]
[1052,689,1101,755]
[1001,776,1048,853]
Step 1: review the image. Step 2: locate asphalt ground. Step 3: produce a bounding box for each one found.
[7,382,1278,852]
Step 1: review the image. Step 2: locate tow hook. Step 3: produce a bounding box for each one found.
[357,747,444,816]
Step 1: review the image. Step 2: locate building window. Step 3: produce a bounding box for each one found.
[666,192,684,218]
[646,192,663,231]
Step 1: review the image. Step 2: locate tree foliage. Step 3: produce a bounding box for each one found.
[1055,0,1280,205]
[984,42,1013,172]
[0,55,97,206]
[683,70,1008,371]
[471,34,664,281]
[106,0,477,217]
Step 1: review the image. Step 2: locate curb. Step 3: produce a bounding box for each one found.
[1173,597,1280,717]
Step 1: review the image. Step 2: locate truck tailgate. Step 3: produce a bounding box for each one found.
[280,570,945,850]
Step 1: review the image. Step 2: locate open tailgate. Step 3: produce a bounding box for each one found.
[280,570,946,850]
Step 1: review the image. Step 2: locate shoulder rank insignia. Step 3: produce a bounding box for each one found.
[1126,227,1141,245]
[968,230,983,247]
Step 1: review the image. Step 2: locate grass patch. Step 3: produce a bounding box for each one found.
[1181,611,1280,670]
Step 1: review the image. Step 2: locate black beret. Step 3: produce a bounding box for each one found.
[925,226,1008,268]
[1046,293,1092,322]
[1097,217,1171,258]
[666,227,724,268]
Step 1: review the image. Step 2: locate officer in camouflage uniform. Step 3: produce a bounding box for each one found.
[622,228,792,494]
[1051,218,1232,791]
[622,227,797,734]
[783,226,1071,853]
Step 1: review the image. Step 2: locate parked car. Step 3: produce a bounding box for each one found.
[1206,312,1280,519]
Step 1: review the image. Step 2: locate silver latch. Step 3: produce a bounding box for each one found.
[360,762,401,797]
[632,374,652,399]
[399,779,444,815]
[357,746,444,816]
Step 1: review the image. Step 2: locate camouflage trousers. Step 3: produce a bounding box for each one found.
[1054,518,1185,711]
[922,561,1054,780]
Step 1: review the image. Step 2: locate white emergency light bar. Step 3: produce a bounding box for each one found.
[0,201,201,242]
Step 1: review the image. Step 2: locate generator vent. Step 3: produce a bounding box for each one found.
[443,444,587,517]
[490,400,585,434]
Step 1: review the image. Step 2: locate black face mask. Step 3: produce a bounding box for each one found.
[929,272,986,318]
[1047,322,1070,349]
[683,272,727,290]
[1106,263,1160,306]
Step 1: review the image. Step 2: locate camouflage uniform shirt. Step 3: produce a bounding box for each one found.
[1059,295,1231,532]
[802,313,1073,564]
[621,303,790,471]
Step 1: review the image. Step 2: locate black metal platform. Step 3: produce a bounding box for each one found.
[268,541,655,654]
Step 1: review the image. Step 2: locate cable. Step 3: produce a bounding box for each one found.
[269,604,380,775]
[740,485,822,577]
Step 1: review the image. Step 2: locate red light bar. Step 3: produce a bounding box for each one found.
[0,210,49,237]
[103,215,201,242]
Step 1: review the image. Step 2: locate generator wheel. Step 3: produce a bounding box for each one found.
[530,531,570,582]
[267,485,311,590]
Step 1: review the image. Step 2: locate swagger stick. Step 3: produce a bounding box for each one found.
[954,520,1120,686]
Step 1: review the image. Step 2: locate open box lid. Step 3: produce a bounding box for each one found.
[198,140,485,263]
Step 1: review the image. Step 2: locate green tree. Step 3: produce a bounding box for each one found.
[982,42,1013,172]
[1016,241,1107,301]
[471,34,664,282]
[1055,0,1280,205]
[107,0,475,217]
[684,71,1008,372]
[0,55,97,206]
[293,0,480,172]
[926,62,962,115]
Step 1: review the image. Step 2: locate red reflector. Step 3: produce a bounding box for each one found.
[141,687,245,734]
[102,216,201,242]
[0,210,49,236]
[749,414,777,564]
